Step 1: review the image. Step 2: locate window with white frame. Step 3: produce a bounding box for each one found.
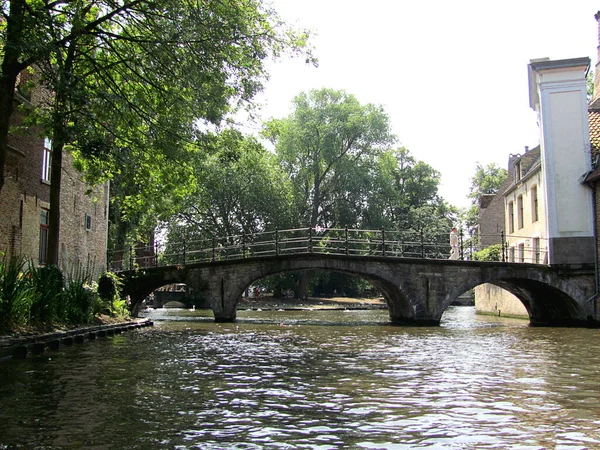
[42,138,52,182]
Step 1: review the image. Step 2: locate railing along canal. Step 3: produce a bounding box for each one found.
[108,227,549,271]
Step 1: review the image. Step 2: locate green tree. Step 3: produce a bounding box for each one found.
[468,162,508,201]
[165,129,293,252]
[366,147,446,230]
[264,88,394,229]
[3,0,311,264]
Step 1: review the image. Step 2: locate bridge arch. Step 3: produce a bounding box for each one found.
[446,265,593,326]
[228,258,415,322]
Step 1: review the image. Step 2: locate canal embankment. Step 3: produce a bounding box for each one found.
[0,318,153,362]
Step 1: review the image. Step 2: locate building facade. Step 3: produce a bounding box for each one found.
[0,75,109,277]
[476,56,594,319]
[503,147,548,264]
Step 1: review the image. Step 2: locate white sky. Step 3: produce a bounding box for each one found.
[243,1,600,209]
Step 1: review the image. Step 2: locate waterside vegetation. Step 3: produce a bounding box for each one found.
[0,253,127,335]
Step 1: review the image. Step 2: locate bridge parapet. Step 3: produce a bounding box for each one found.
[109,227,549,271]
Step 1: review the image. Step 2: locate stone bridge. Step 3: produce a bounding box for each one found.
[119,254,598,327]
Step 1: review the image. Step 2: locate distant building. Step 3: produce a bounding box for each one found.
[503,146,547,264]
[0,71,109,277]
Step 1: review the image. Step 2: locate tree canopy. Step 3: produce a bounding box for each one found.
[468,162,508,202]
[1,0,313,263]
[263,88,395,229]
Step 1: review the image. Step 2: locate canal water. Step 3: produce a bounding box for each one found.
[1,306,600,449]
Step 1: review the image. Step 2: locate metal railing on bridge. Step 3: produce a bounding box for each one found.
[107,227,549,271]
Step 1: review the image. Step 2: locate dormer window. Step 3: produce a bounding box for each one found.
[515,160,522,181]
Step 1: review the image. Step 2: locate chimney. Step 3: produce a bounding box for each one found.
[594,11,600,101]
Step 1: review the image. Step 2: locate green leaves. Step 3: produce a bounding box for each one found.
[265,88,394,228]
[468,162,508,201]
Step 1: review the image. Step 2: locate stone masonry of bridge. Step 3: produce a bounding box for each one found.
[120,254,598,327]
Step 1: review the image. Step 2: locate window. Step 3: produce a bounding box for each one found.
[508,201,515,233]
[39,209,49,264]
[518,243,525,263]
[42,138,52,183]
[533,237,540,264]
[515,161,522,181]
[517,195,524,229]
[85,213,92,231]
[531,186,539,222]
[509,247,515,262]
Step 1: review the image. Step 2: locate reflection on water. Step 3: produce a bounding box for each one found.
[2,306,600,449]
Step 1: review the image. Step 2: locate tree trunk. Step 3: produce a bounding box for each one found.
[46,139,64,266]
[0,0,27,194]
[46,42,76,266]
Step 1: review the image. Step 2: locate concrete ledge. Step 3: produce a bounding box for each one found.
[0,319,154,362]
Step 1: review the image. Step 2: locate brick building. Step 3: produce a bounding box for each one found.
[0,74,109,277]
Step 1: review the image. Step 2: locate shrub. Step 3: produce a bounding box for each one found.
[97,272,127,317]
[473,244,502,262]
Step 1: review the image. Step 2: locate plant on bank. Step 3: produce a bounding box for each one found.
[0,253,129,333]
[0,254,35,332]
[97,271,128,317]
[28,265,64,326]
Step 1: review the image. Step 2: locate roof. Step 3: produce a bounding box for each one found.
[503,146,541,196]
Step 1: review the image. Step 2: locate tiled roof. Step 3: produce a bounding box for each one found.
[589,110,600,157]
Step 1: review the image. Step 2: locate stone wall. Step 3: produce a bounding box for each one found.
[474,284,529,319]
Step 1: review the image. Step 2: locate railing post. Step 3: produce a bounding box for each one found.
[469,232,473,261]
[212,236,216,262]
[345,227,349,255]
[182,238,187,265]
[129,245,134,270]
[459,229,464,260]
[308,226,313,253]
[275,228,279,256]
[242,234,246,258]
[420,230,425,258]
[381,227,386,257]
[501,231,506,262]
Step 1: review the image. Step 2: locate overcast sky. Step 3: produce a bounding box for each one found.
[244,1,600,209]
